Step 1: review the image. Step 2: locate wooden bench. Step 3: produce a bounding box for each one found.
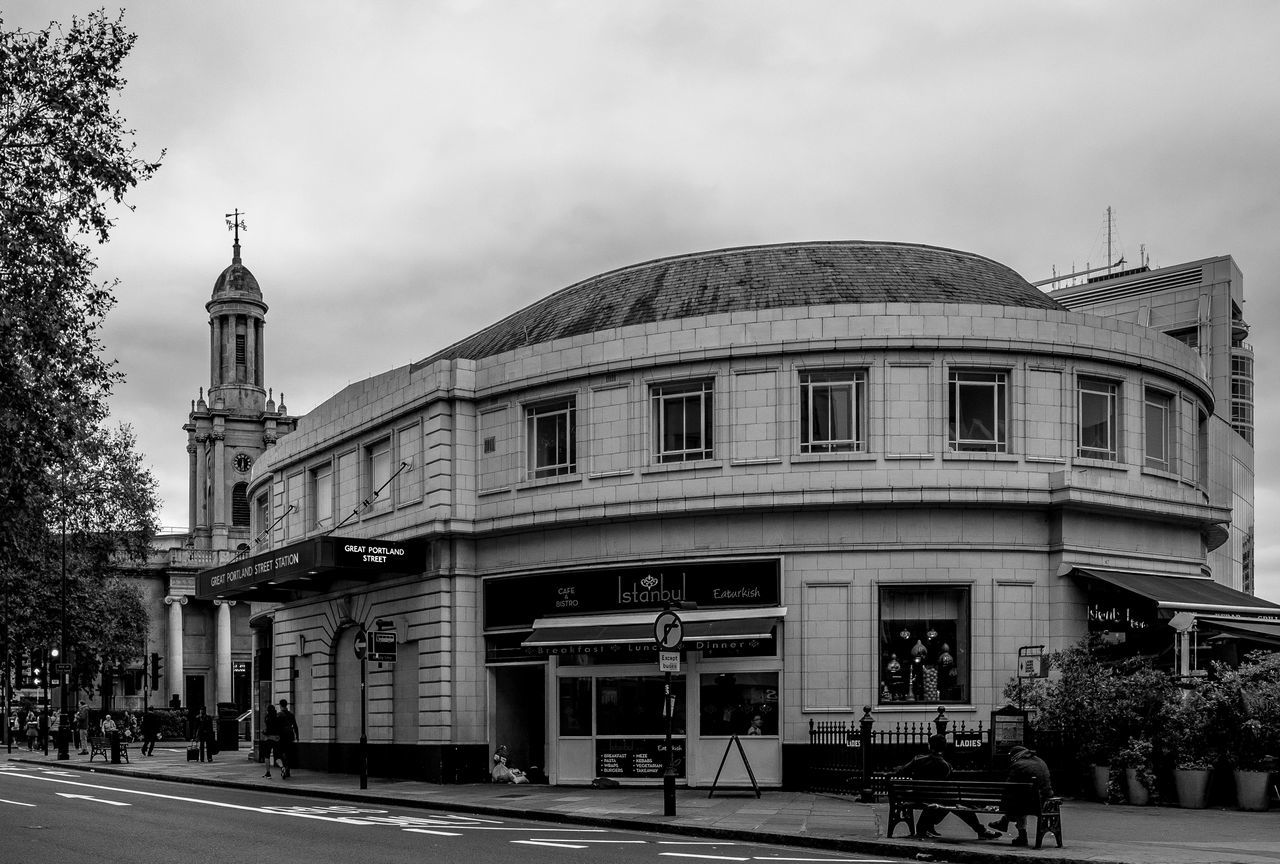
[87,734,130,764]
[887,779,1063,849]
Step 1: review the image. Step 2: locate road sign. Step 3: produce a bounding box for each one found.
[353,629,367,660]
[659,651,680,673]
[56,663,72,671]
[654,610,683,650]
[369,630,397,663]
[1016,645,1047,679]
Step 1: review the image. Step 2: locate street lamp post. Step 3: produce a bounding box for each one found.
[56,503,70,761]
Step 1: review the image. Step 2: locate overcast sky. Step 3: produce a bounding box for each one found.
[11,1,1279,601]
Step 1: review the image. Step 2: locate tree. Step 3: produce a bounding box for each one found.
[1,9,162,568]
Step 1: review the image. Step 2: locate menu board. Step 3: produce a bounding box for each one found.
[596,738,686,778]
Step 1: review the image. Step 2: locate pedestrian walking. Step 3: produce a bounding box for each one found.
[261,704,280,778]
[74,701,89,754]
[140,707,161,756]
[276,699,299,779]
[24,712,38,750]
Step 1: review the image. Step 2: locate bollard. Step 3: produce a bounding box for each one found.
[859,706,874,802]
[109,731,121,764]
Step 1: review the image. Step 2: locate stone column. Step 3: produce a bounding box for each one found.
[194,435,208,533]
[221,314,234,384]
[211,430,227,549]
[245,316,257,387]
[187,442,197,535]
[214,600,236,705]
[164,596,187,706]
[209,317,219,388]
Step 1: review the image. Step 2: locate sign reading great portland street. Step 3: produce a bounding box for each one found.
[196,536,415,599]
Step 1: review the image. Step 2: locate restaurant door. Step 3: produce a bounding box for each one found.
[492,664,545,779]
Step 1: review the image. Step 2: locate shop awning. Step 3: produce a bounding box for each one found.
[1070,568,1280,616]
[521,607,786,652]
[1196,616,1280,647]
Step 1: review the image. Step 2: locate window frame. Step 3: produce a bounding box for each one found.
[525,397,577,479]
[651,379,714,463]
[1143,388,1174,471]
[947,369,1007,453]
[309,461,334,529]
[1077,377,1119,461]
[799,369,867,454]
[877,585,971,706]
[365,437,392,511]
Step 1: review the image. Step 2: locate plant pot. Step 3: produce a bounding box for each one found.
[1124,768,1151,805]
[1090,764,1111,801]
[1174,768,1211,809]
[1234,768,1272,811]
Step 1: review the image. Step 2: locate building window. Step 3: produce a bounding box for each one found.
[651,380,713,463]
[1197,410,1209,486]
[253,495,269,540]
[948,370,1006,452]
[526,398,576,479]
[596,676,686,736]
[800,370,866,453]
[1165,327,1199,349]
[879,586,969,705]
[231,482,249,527]
[366,438,392,510]
[310,463,333,528]
[235,333,246,365]
[699,672,779,736]
[1078,377,1118,460]
[1144,389,1174,471]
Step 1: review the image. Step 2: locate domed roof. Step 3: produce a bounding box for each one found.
[426,241,1064,363]
[212,261,261,298]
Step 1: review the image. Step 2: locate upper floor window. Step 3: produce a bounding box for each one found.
[1144,389,1174,471]
[652,379,713,463]
[366,438,392,510]
[1078,377,1118,460]
[948,370,1006,453]
[310,463,333,528]
[526,397,576,479]
[231,482,250,527]
[254,495,269,541]
[800,370,866,453]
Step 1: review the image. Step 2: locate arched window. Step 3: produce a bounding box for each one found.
[232,482,250,527]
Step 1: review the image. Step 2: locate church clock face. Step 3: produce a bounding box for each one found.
[233,453,253,474]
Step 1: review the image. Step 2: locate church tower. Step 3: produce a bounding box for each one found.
[184,214,296,553]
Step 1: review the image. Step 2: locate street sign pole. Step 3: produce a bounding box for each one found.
[653,610,683,817]
[353,628,368,790]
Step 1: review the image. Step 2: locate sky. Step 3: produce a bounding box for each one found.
[8,1,1279,602]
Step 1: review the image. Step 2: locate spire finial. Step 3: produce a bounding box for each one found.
[225,209,246,264]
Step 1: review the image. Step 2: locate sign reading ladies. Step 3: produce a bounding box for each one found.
[484,559,780,630]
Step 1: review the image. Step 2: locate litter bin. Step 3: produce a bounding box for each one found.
[216,703,240,752]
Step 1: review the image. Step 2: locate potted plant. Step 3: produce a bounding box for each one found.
[1205,651,1280,811]
[1161,686,1216,809]
[1115,736,1157,805]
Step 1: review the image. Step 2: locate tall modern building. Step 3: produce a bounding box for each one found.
[1047,256,1255,594]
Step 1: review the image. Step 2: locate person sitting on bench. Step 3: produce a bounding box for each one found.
[988,745,1054,847]
[894,734,1003,840]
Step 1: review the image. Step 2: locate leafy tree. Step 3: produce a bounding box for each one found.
[1,9,162,567]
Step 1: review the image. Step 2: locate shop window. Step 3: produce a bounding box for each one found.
[1144,389,1173,471]
[365,437,392,511]
[651,380,713,463]
[699,672,778,736]
[800,370,866,453]
[948,370,1007,452]
[559,678,592,736]
[1078,377,1118,460]
[879,586,969,704]
[526,397,577,479]
[596,676,685,736]
[310,462,333,528]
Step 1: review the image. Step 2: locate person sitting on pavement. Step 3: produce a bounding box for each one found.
[988,745,1054,847]
[893,734,1002,841]
[491,744,528,784]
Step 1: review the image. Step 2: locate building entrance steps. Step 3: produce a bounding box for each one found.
[6,748,1278,864]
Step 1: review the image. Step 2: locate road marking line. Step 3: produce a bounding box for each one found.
[754,859,895,862]
[57,793,130,806]
[449,826,608,832]
[402,829,462,836]
[514,840,589,849]
[0,798,35,807]
[660,855,751,862]
[659,842,735,845]
[528,838,647,843]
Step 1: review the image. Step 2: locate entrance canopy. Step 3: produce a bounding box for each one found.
[1196,616,1280,647]
[195,536,423,601]
[1071,568,1280,617]
[521,607,786,654]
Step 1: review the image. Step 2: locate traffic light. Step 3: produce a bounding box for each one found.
[32,648,43,687]
[150,652,161,691]
[15,650,27,688]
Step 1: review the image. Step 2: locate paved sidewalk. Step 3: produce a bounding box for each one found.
[5,745,1278,864]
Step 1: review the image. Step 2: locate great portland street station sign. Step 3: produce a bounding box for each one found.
[196,536,417,600]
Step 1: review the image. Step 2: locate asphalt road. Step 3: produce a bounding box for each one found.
[0,761,909,864]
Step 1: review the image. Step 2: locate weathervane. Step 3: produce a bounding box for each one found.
[225,208,247,242]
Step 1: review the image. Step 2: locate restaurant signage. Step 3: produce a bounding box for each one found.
[484,559,780,629]
[596,738,686,779]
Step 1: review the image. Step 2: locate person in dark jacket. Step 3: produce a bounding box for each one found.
[261,704,280,778]
[194,706,216,762]
[140,707,161,756]
[989,745,1054,846]
[276,699,299,779]
[894,734,1003,840]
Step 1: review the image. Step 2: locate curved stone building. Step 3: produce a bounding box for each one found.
[196,241,1275,785]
